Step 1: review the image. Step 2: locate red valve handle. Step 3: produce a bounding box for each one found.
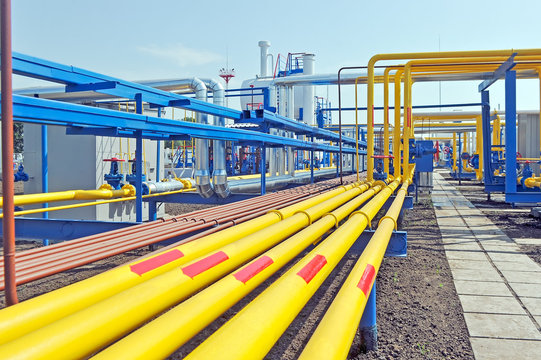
[103,157,126,162]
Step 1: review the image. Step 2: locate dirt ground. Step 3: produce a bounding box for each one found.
[4,177,537,358]
[442,176,541,266]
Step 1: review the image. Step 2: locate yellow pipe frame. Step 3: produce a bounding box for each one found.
[300,180,411,359]
[184,179,401,360]
[367,49,541,181]
[0,182,366,357]
[452,132,458,172]
[93,183,378,359]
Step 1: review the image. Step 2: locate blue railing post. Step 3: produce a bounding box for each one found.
[260,144,266,195]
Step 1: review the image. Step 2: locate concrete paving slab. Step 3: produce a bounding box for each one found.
[488,252,537,263]
[463,313,541,340]
[514,237,541,246]
[482,245,522,253]
[508,283,541,298]
[493,260,541,272]
[470,338,541,360]
[451,268,502,282]
[446,250,489,261]
[521,297,541,316]
[444,243,484,252]
[459,294,526,315]
[448,259,495,271]
[454,280,513,297]
[500,270,541,284]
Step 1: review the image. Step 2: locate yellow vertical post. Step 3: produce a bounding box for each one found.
[354,77,360,181]
[393,69,403,178]
[538,68,541,155]
[383,68,391,176]
[462,132,468,169]
[452,132,457,172]
[476,115,483,181]
[403,68,413,177]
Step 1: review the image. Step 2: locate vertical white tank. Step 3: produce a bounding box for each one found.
[302,54,315,125]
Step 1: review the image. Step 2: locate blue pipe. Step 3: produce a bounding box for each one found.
[41,124,49,246]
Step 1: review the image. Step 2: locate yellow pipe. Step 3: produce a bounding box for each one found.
[525,178,541,189]
[184,179,401,360]
[382,68,394,176]
[0,188,196,219]
[538,68,541,154]
[354,77,360,181]
[368,50,541,180]
[0,182,360,346]
[92,183,378,359]
[475,115,483,181]
[0,182,369,359]
[0,184,135,207]
[452,132,457,172]
[299,180,410,360]
[393,69,403,178]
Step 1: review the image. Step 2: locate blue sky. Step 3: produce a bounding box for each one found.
[11,0,541,123]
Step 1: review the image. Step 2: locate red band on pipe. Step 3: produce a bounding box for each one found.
[297,254,327,284]
[130,249,184,276]
[233,256,274,284]
[357,264,376,296]
[407,108,411,128]
[182,251,229,279]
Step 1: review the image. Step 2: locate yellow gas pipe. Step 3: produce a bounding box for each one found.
[0,182,369,359]
[0,184,135,207]
[184,179,401,360]
[0,181,362,348]
[300,179,411,360]
[452,132,458,172]
[92,182,379,360]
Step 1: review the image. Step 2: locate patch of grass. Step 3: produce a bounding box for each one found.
[393,271,399,283]
[417,342,430,357]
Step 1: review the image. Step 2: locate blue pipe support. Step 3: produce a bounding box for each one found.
[135,93,143,223]
[458,133,462,184]
[359,282,377,350]
[260,145,266,195]
[41,124,49,246]
[505,71,517,198]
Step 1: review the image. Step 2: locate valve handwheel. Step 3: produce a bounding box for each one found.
[103,157,126,162]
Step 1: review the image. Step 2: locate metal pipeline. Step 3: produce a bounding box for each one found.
[300,180,411,359]
[0,180,357,345]
[92,182,376,359]
[0,182,365,358]
[0,184,135,207]
[184,179,399,359]
[189,78,214,198]
[204,78,230,198]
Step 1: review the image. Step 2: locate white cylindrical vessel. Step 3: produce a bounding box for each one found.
[258,40,271,77]
[302,54,315,125]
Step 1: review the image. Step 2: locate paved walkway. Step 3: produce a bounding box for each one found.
[432,172,541,360]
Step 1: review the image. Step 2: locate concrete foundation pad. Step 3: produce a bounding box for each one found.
[470,338,541,360]
[453,280,513,297]
[463,313,541,340]
[459,294,526,315]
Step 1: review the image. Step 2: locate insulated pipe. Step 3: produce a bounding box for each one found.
[204,78,230,198]
[189,78,214,198]
[0,185,136,207]
[300,180,411,360]
[185,179,400,360]
[0,183,365,359]
[258,41,271,77]
[92,183,377,360]
[302,54,315,126]
[1,0,18,306]
[0,181,356,345]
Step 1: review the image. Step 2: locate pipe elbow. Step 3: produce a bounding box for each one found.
[212,169,230,198]
[195,169,214,198]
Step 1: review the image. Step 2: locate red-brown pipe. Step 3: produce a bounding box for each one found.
[1,0,18,306]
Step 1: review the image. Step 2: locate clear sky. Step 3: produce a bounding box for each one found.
[11,0,541,124]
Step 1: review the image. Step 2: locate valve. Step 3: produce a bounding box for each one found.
[13,164,29,182]
[103,157,125,190]
[126,158,147,185]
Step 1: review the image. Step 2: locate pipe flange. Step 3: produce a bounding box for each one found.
[122,184,136,197]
